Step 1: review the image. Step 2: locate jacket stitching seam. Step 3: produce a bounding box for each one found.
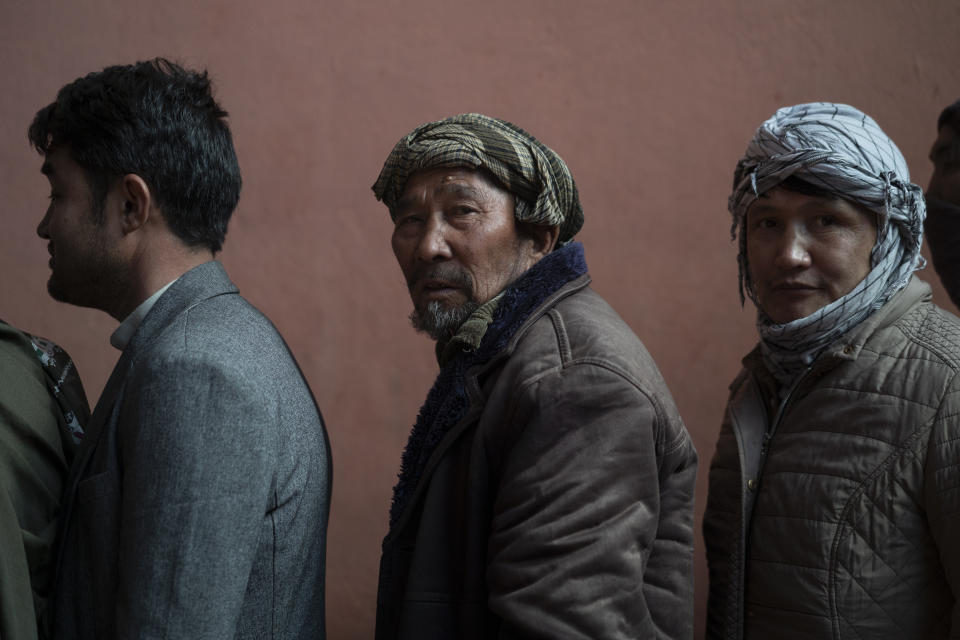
[566,357,684,454]
[829,420,932,637]
[546,309,571,365]
[835,559,911,634]
[856,475,926,556]
[800,385,940,410]
[891,310,960,369]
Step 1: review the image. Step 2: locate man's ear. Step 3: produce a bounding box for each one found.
[117,174,153,234]
[521,222,561,259]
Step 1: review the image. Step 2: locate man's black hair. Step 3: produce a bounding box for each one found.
[938,99,960,132]
[775,175,877,226]
[28,58,241,253]
[779,174,835,199]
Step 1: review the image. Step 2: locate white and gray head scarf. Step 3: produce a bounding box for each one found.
[728,102,926,389]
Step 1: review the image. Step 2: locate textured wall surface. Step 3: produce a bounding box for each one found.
[2,1,958,637]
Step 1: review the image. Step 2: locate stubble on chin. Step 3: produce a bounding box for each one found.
[46,273,98,310]
[45,265,83,306]
[46,283,83,308]
[46,257,125,315]
[406,264,478,342]
[46,274,65,303]
[409,299,479,342]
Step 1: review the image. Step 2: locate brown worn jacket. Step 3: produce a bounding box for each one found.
[377,244,697,639]
[704,278,960,639]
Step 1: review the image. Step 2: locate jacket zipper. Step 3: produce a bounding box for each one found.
[739,365,812,638]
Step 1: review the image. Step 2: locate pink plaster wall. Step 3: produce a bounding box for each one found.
[2,1,958,637]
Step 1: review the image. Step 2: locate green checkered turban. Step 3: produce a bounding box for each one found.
[372,113,584,244]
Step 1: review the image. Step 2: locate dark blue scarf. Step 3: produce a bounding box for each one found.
[389,242,588,527]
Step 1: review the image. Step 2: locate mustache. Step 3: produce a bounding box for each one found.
[406,264,475,294]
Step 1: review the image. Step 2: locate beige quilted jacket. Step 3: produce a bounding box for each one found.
[704,277,960,639]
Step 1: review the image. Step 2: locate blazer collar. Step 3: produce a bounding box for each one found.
[124,260,239,357]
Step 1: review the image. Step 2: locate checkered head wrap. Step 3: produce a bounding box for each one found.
[728,103,926,388]
[372,113,584,244]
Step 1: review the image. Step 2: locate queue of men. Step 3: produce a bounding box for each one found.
[2,57,959,640]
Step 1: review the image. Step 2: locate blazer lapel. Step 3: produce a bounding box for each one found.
[51,344,133,597]
[65,351,130,485]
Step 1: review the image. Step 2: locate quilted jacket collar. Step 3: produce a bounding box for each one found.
[830,276,931,360]
[743,277,932,382]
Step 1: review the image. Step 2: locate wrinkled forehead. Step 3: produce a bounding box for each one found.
[398,166,510,201]
[391,166,515,220]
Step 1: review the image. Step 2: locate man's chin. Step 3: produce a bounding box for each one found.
[46,278,69,303]
[410,300,479,342]
[47,276,98,310]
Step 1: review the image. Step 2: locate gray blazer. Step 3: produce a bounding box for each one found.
[51,261,331,639]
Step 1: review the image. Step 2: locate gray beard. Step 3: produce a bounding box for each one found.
[410,299,480,342]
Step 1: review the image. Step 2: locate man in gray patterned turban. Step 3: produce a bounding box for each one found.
[704,102,960,639]
[372,113,697,640]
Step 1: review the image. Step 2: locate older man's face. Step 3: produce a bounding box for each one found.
[391,167,542,340]
[746,187,876,324]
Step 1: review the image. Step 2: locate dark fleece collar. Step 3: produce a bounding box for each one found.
[389,242,588,528]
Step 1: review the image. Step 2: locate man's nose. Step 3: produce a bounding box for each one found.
[415,215,452,262]
[37,208,51,239]
[774,226,811,268]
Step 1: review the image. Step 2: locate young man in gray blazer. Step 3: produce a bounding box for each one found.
[31,59,332,639]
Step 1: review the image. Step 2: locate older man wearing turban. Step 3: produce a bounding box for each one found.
[704,102,960,639]
[372,113,697,640]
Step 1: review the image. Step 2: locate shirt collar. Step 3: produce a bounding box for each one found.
[109,279,178,351]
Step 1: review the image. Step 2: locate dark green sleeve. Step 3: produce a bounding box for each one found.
[0,323,80,640]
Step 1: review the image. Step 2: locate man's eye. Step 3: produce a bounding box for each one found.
[453,206,478,216]
[818,215,836,226]
[394,215,421,227]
